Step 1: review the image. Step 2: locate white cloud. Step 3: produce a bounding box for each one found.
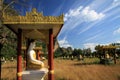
[113,27,120,35]
[83,43,98,52]
[61,6,105,35]
[64,6,105,22]
[81,7,105,22]
[85,34,101,42]
[114,0,118,2]
[113,0,120,5]
[103,0,120,13]
[83,43,110,52]
[78,20,100,34]
[116,41,120,43]
[64,6,83,21]
[58,38,73,48]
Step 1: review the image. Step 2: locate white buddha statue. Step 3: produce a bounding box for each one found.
[27,40,44,70]
[22,40,48,80]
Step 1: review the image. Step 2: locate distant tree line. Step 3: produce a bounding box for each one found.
[54,43,120,60]
[54,47,92,60]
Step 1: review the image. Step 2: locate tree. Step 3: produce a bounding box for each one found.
[54,47,62,58]
[72,48,82,57]
[83,48,91,57]
[67,47,73,55]
[95,45,103,57]
[59,47,73,59]
[60,47,68,58]
[0,1,18,59]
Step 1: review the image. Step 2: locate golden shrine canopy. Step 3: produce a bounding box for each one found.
[102,45,120,49]
[2,8,64,43]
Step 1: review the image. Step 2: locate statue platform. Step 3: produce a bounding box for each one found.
[22,68,48,80]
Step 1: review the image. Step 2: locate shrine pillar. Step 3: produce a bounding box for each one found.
[17,29,22,80]
[48,29,54,80]
[37,50,41,60]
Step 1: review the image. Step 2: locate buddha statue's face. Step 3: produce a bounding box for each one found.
[29,41,36,50]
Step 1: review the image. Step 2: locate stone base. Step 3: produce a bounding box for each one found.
[22,68,48,80]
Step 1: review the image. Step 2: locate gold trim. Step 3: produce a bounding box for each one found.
[2,8,64,24]
[17,72,22,77]
[3,22,64,24]
[49,70,54,74]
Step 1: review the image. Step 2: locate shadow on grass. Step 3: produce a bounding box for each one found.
[74,61,100,66]
[74,62,116,66]
[74,63,98,66]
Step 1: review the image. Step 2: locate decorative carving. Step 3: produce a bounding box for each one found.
[2,8,64,24]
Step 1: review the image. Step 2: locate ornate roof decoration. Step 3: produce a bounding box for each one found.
[2,8,64,24]
[102,45,120,49]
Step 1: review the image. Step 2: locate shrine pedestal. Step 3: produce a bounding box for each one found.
[22,68,48,80]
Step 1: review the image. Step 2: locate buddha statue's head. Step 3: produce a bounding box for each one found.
[28,39,36,51]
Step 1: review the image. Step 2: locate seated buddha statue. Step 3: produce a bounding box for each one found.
[27,40,44,70]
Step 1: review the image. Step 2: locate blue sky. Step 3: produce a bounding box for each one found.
[4,0,120,51]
